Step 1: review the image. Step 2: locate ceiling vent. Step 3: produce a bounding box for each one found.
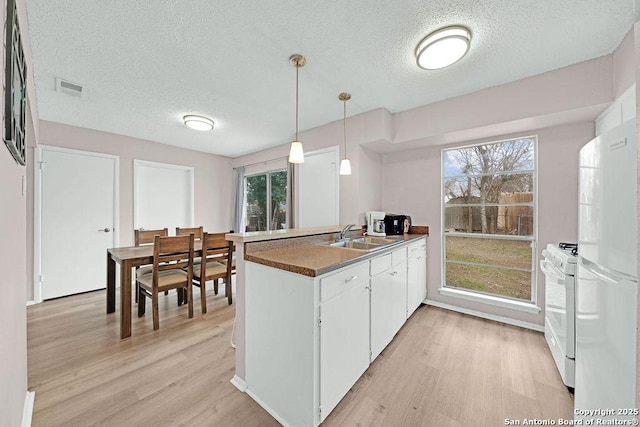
[55,78,83,97]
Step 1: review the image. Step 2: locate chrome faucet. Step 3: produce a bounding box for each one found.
[340,224,356,240]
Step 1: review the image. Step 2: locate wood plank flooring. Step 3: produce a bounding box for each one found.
[28,287,573,426]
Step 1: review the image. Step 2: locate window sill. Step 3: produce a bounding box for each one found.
[438,287,541,314]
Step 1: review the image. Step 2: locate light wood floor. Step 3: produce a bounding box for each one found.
[27,287,573,426]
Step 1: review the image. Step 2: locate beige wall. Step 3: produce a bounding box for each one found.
[381,122,593,326]
[1,0,33,424]
[27,120,235,300]
[0,113,30,427]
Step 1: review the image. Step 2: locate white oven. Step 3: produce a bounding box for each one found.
[541,243,577,390]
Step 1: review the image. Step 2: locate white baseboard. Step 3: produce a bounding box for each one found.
[22,391,35,427]
[26,300,38,306]
[230,375,247,392]
[231,376,291,426]
[424,299,544,332]
[245,387,291,427]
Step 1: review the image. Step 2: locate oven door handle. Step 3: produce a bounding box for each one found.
[540,259,567,283]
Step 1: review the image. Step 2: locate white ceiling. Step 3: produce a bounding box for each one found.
[25,0,635,158]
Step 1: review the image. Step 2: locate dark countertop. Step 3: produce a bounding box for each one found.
[244,233,427,277]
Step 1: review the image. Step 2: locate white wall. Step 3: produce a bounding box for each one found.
[632,19,640,415]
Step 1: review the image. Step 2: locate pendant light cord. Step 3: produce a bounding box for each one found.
[295,61,299,141]
[343,99,347,159]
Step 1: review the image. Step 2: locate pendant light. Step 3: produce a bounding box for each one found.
[338,92,352,175]
[288,54,305,163]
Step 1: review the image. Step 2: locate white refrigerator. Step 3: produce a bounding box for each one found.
[575,119,638,421]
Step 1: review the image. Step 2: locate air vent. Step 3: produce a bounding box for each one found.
[55,78,83,97]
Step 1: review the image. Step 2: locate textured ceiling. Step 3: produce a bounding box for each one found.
[25,0,635,158]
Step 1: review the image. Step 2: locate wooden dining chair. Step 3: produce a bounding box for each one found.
[217,230,236,275]
[176,226,203,240]
[137,234,195,330]
[198,231,236,295]
[133,228,169,302]
[192,232,233,313]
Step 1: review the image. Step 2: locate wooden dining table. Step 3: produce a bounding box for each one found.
[106,241,204,339]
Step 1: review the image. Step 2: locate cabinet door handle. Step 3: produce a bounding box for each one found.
[344,275,358,283]
[389,271,398,276]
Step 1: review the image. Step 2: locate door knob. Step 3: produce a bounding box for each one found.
[98,227,111,233]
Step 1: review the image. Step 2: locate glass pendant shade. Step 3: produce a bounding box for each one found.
[289,141,304,163]
[339,158,351,175]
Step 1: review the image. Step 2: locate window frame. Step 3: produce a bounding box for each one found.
[440,135,539,306]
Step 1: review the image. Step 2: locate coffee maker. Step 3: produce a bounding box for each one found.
[366,211,386,236]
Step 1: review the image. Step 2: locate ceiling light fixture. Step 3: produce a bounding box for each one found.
[415,25,471,70]
[288,54,305,163]
[338,92,352,176]
[183,114,214,131]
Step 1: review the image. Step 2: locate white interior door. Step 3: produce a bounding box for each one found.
[134,160,194,232]
[297,147,339,227]
[37,146,118,300]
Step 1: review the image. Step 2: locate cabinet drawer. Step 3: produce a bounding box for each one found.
[320,262,369,302]
[408,239,427,256]
[370,253,392,276]
[391,247,406,266]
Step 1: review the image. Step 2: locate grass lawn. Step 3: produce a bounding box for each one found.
[445,236,533,300]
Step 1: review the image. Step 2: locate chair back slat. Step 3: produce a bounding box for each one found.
[176,226,203,240]
[134,228,168,246]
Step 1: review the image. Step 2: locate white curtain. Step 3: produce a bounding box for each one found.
[232,166,245,233]
[287,162,295,229]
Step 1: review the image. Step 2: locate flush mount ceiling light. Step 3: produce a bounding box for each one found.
[338,92,352,176]
[415,25,471,70]
[288,54,305,164]
[183,114,214,131]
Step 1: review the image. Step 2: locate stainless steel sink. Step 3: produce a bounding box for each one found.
[351,237,402,245]
[321,235,404,252]
[328,240,381,251]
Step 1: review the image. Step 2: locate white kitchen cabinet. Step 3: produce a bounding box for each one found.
[407,237,427,317]
[244,237,423,426]
[370,247,407,361]
[320,276,370,419]
[245,259,370,426]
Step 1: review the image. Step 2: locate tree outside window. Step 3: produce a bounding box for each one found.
[245,170,287,232]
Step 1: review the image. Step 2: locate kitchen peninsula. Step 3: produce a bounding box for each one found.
[226,225,428,426]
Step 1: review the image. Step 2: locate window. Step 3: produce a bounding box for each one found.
[442,136,536,302]
[244,170,288,232]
